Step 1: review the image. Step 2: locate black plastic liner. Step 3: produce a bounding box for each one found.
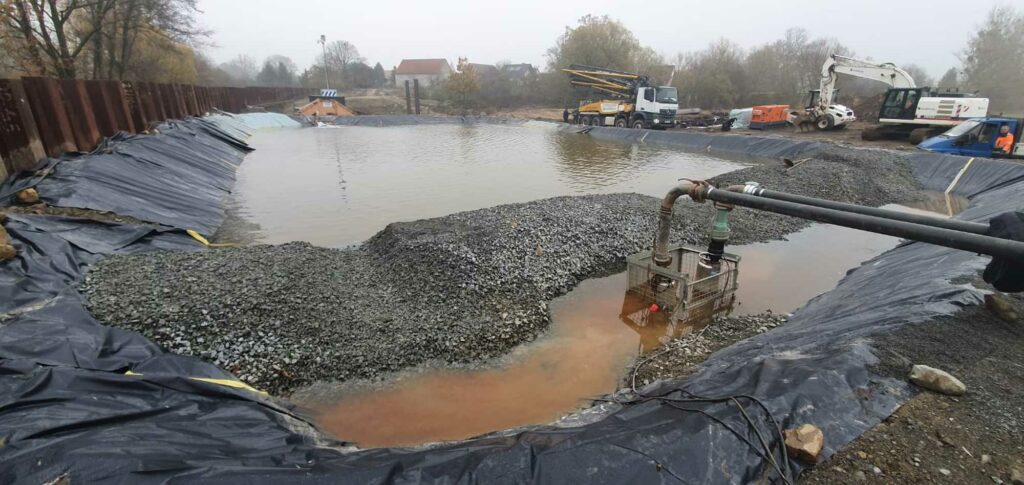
[2,123,1023,484]
[560,124,823,162]
[0,118,252,236]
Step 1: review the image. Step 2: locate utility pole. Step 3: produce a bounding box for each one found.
[319,34,330,90]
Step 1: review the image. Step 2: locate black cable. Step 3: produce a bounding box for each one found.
[598,392,795,485]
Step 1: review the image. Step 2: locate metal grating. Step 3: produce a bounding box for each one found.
[623,245,740,325]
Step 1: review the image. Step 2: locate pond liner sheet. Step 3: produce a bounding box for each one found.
[0,117,253,237]
[1,122,1022,483]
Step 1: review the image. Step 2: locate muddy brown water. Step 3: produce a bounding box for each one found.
[306,195,967,448]
[227,123,743,246]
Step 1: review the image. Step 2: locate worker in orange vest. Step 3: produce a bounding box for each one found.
[994,124,1015,155]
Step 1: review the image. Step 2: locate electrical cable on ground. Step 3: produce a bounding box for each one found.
[617,322,795,484]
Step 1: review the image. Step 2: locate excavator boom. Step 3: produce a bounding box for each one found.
[819,55,916,110]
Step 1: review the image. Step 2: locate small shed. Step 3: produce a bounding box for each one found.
[299,89,355,117]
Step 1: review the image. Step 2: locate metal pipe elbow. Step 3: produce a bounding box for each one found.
[653,181,698,267]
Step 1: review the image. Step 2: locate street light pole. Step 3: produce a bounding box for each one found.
[319,34,330,90]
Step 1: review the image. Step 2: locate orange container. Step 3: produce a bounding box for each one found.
[750,105,790,129]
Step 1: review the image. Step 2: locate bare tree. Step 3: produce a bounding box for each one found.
[901,64,934,88]
[88,0,207,80]
[963,5,1024,113]
[1,0,116,78]
[324,40,362,71]
[220,54,257,86]
[937,68,959,89]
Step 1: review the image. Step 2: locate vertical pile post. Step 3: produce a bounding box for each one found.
[413,79,421,115]
[20,77,78,156]
[0,79,47,175]
[405,80,412,114]
[59,79,101,148]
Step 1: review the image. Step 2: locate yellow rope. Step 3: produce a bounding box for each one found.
[186,229,239,248]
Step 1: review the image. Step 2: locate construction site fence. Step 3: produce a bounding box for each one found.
[0,77,310,181]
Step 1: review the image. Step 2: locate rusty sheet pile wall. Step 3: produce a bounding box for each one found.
[0,77,307,181]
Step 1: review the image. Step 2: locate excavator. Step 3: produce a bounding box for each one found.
[809,54,988,143]
[563,64,678,129]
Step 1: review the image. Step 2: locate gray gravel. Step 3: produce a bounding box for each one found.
[81,147,924,395]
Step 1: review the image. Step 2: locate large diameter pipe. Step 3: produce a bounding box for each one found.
[654,181,698,266]
[702,187,1024,262]
[731,185,989,235]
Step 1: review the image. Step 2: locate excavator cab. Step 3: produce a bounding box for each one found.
[880,88,925,120]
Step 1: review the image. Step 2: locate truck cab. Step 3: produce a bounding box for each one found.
[634,86,679,129]
[576,86,678,129]
[918,117,1023,158]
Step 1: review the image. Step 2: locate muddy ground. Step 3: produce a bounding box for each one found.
[797,287,1024,484]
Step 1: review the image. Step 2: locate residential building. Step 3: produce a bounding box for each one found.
[394,59,453,88]
[468,63,500,81]
[500,63,538,80]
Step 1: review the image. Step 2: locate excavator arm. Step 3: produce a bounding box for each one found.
[818,54,917,110]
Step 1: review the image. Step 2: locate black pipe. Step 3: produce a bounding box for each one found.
[736,185,989,235]
[700,187,1024,262]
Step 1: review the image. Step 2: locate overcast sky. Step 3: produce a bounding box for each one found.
[200,0,1013,77]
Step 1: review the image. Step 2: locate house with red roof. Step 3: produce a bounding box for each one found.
[394,58,453,88]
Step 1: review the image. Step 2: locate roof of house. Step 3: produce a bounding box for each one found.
[395,59,451,75]
[468,63,500,78]
[500,63,537,78]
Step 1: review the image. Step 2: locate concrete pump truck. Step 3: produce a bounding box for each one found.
[563,64,678,129]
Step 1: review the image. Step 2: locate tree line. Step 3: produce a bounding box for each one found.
[3,2,1021,115]
[437,7,1023,116]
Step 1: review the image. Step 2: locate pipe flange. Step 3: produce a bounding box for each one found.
[679,179,712,203]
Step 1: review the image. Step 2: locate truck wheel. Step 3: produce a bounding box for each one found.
[815,115,834,131]
[581,116,592,126]
[632,119,646,130]
[614,118,627,128]
[909,128,933,145]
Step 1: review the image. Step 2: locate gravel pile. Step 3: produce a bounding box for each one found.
[81,148,924,395]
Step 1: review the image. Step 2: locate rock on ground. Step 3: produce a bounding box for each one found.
[15,188,39,205]
[81,148,924,395]
[910,364,967,396]
[784,423,825,463]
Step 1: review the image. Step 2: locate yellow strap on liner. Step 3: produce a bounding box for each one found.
[945,157,975,194]
[124,370,268,395]
[187,229,239,248]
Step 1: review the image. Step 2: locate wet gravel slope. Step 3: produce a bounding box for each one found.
[81,148,923,395]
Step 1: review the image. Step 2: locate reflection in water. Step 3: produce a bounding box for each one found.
[230,125,743,245]
[310,196,970,448]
